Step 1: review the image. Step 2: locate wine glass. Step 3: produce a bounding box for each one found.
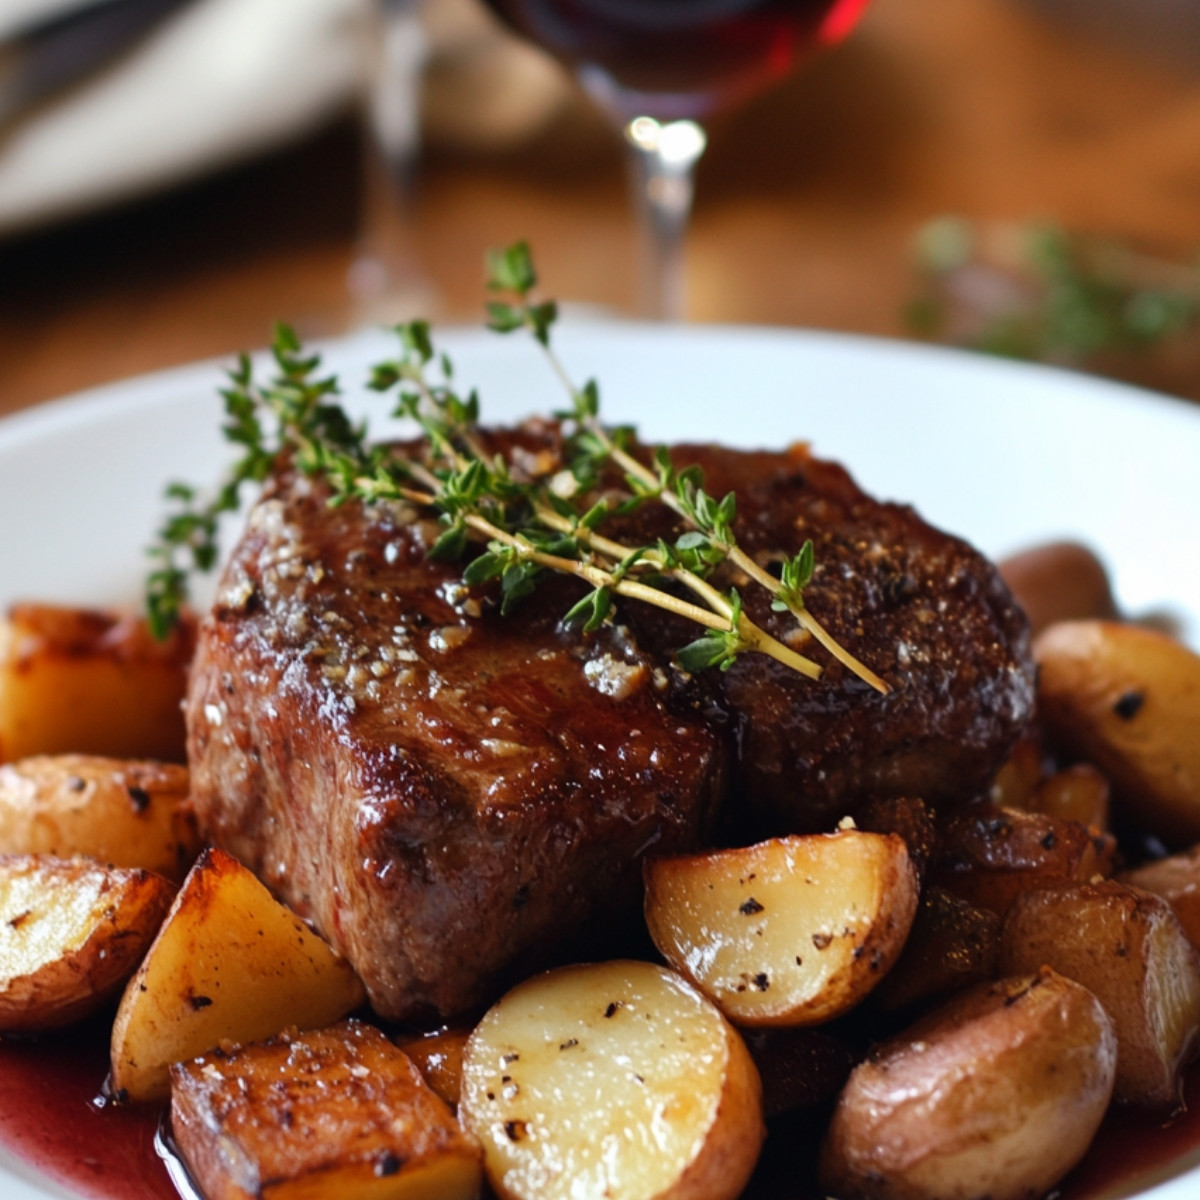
[479,0,876,320]
[347,0,438,325]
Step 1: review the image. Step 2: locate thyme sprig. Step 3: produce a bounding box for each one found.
[484,242,889,693]
[146,244,887,691]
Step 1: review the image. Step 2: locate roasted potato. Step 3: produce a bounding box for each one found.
[999,879,1200,1106]
[1035,620,1200,846]
[395,1027,471,1110]
[988,736,1044,812]
[110,846,366,1103]
[868,886,1001,1015]
[1027,763,1111,831]
[459,959,764,1200]
[0,755,199,881]
[820,968,1116,1200]
[0,853,174,1032]
[1120,846,1200,952]
[928,804,1115,919]
[0,603,194,765]
[644,831,918,1026]
[999,540,1118,637]
[171,1019,482,1200]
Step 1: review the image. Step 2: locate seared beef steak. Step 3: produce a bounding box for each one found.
[186,427,1034,1021]
[634,444,1037,834]
[186,456,726,1022]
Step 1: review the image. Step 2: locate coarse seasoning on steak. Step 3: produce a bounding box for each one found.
[185,422,1035,1022]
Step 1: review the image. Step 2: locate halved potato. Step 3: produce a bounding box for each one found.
[999,879,1200,1106]
[0,604,195,765]
[0,853,175,1032]
[459,959,764,1200]
[644,831,918,1026]
[110,846,366,1103]
[1035,620,1200,846]
[1120,847,1200,951]
[171,1019,482,1200]
[820,968,1116,1200]
[0,755,199,881]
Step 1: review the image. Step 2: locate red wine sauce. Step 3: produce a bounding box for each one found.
[0,1020,174,1200]
[0,1021,1197,1200]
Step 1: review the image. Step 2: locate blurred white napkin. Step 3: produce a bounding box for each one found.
[0,0,370,234]
[0,0,574,237]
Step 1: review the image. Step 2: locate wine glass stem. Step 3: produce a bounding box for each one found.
[623,116,708,321]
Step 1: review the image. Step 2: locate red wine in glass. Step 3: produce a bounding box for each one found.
[484,0,873,121]
[482,0,875,319]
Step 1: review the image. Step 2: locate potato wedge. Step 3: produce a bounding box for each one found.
[171,1019,482,1200]
[110,846,366,1103]
[1120,846,1200,952]
[1035,619,1200,846]
[820,968,1116,1200]
[0,604,195,765]
[0,755,199,881]
[0,854,174,1032]
[999,879,1200,1106]
[644,831,918,1027]
[460,959,764,1200]
[928,804,1115,919]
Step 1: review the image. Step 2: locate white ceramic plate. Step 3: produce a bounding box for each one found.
[1,323,1199,1199]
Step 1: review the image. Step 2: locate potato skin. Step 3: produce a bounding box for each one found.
[0,853,175,1032]
[1034,620,1200,847]
[999,541,1118,638]
[999,878,1200,1106]
[820,969,1116,1200]
[0,755,199,881]
[928,804,1115,919]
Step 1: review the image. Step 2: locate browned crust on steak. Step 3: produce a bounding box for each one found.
[185,425,1034,1020]
[186,444,725,1021]
[629,443,1036,833]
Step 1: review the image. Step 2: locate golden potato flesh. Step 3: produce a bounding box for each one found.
[395,1027,471,1110]
[111,846,366,1103]
[0,755,199,881]
[1034,620,1200,846]
[460,959,764,1200]
[1027,763,1111,832]
[0,604,194,765]
[0,853,174,1032]
[820,968,1116,1200]
[644,831,918,1027]
[999,879,1200,1106]
[170,1020,482,1200]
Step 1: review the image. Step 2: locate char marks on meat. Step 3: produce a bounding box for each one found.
[186,424,1034,1021]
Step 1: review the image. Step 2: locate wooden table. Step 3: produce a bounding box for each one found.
[3,0,1200,418]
